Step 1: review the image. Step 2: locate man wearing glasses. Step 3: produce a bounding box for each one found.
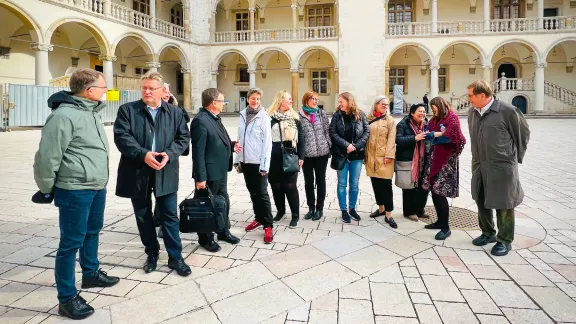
[33,69,119,320]
[113,71,191,277]
[191,88,241,252]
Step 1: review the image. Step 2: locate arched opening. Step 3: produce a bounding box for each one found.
[214,0,251,41]
[511,95,527,114]
[544,39,576,98]
[436,42,485,103]
[158,45,188,105]
[498,63,516,79]
[297,48,338,112]
[113,34,155,90]
[253,49,292,109]
[214,51,250,113]
[170,3,184,27]
[490,41,537,82]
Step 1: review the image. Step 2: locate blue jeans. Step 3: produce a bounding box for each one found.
[54,188,105,303]
[337,159,363,211]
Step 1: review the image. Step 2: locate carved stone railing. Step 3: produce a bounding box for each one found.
[437,21,484,34]
[497,77,535,91]
[296,26,337,40]
[214,26,337,43]
[49,75,70,88]
[387,22,431,36]
[114,76,141,90]
[254,29,293,42]
[214,31,251,43]
[489,18,538,33]
[545,81,576,106]
[156,20,187,39]
[452,93,472,111]
[111,3,152,29]
[542,16,576,31]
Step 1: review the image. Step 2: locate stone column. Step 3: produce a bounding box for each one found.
[431,0,438,34]
[146,61,161,72]
[31,43,53,86]
[291,4,298,39]
[99,55,116,88]
[248,69,256,88]
[150,0,156,29]
[484,0,490,32]
[181,68,192,111]
[290,69,299,102]
[482,64,492,83]
[385,67,390,94]
[249,7,256,41]
[534,62,546,112]
[430,64,440,98]
[210,11,216,42]
[537,0,544,29]
[333,68,339,94]
[210,71,219,88]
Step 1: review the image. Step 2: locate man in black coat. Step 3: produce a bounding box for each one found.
[192,88,241,252]
[113,72,191,277]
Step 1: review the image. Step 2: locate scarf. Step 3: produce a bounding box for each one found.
[246,105,262,125]
[427,111,466,184]
[272,110,298,147]
[373,111,383,118]
[302,105,318,123]
[409,118,426,184]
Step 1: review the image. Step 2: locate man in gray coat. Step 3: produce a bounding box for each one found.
[467,80,530,256]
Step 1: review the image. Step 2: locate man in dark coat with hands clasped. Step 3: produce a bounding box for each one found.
[113,71,191,276]
[192,88,241,252]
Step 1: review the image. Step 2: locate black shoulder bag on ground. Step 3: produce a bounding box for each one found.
[277,120,300,173]
[179,187,229,233]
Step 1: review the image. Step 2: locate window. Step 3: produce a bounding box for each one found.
[388,0,413,23]
[388,68,406,94]
[171,4,184,27]
[307,5,333,27]
[235,12,249,31]
[134,67,149,75]
[133,0,149,15]
[493,0,521,19]
[439,67,447,92]
[311,70,329,95]
[237,65,249,83]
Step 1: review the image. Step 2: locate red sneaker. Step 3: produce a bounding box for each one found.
[264,227,273,244]
[245,220,262,232]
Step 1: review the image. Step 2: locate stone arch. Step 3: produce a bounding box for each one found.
[45,18,110,56]
[1,0,43,43]
[212,49,250,71]
[252,47,293,69]
[436,40,487,66]
[157,42,190,69]
[488,39,541,65]
[385,42,434,67]
[295,46,338,70]
[111,32,155,59]
[543,37,576,60]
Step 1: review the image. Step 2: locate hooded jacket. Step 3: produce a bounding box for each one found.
[234,105,272,172]
[34,91,109,193]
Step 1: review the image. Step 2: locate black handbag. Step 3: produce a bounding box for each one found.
[178,187,229,233]
[278,120,300,173]
[330,151,346,170]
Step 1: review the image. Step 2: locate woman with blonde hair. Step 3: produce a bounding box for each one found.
[365,95,397,228]
[267,91,305,228]
[329,92,370,223]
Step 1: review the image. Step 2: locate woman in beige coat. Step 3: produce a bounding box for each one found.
[365,95,397,228]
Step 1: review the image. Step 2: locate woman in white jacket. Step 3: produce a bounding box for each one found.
[234,88,274,244]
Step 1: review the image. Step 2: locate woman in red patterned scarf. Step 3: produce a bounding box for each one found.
[422,97,466,241]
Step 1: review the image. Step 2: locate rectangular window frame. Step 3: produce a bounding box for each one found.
[305,4,333,27]
[310,69,330,95]
[388,67,408,95]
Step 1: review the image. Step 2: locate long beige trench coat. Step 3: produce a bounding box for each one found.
[365,113,396,179]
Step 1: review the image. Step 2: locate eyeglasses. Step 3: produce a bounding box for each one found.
[140,86,162,92]
[310,98,319,101]
[88,86,108,90]
[214,99,229,104]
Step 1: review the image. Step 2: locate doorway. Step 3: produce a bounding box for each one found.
[544,8,559,30]
[512,96,527,114]
[238,91,248,113]
[498,64,516,79]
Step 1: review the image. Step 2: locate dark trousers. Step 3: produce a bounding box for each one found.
[198,177,231,245]
[242,163,273,228]
[370,178,394,212]
[432,193,450,231]
[131,179,183,260]
[269,174,299,216]
[54,188,105,303]
[302,154,329,211]
[402,187,429,217]
[477,182,515,244]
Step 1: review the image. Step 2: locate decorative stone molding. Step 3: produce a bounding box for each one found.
[30,43,53,52]
[210,71,219,76]
[422,0,430,15]
[534,62,547,68]
[99,55,117,62]
[527,0,534,10]
[247,69,256,74]
[248,7,256,13]
[429,64,440,70]
[291,4,298,10]
[180,68,191,74]
[146,62,161,69]
[481,64,493,69]
[469,67,476,74]
[290,69,299,74]
[469,0,477,13]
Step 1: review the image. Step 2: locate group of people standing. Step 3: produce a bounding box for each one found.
[32,67,530,320]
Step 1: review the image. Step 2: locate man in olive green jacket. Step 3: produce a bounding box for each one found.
[33,69,119,320]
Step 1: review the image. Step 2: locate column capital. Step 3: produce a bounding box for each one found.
[291,4,298,9]
[247,69,257,74]
[333,67,339,73]
[382,0,389,4]
[290,68,300,73]
[99,55,117,62]
[181,68,191,74]
[211,71,219,76]
[534,62,547,68]
[248,7,256,13]
[146,61,161,69]
[31,43,53,52]
[429,64,440,70]
[481,64,493,69]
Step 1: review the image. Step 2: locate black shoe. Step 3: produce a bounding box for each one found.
[304,209,315,220]
[157,225,163,238]
[143,254,158,273]
[217,232,240,245]
[168,258,192,277]
[370,210,385,218]
[289,216,299,229]
[349,209,361,221]
[472,234,497,246]
[342,210,351,224]
[273,212,285,222]
[312,210,323,221]
[201,240,222,253]
[491,242,512,256]
[435,230,451,240]
[81,269,120,289]
[58,293,94,320]
[385,216,398,229]
[424,222,443,230]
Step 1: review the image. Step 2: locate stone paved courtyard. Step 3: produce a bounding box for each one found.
[1,117,576,324]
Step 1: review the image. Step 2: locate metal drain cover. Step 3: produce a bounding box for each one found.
[419,206,479,230]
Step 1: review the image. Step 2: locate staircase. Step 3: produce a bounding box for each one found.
[544,80,576,107]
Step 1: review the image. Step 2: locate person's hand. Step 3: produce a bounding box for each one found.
[415,133,427,141]
[347,144,356,153]
[158,152,169,169]
[234,142,243,153]
[298,160,304,168]
[384,158,393,165]
[144,152,162,170]
[196,181,206,189]
[260,171,267,176]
